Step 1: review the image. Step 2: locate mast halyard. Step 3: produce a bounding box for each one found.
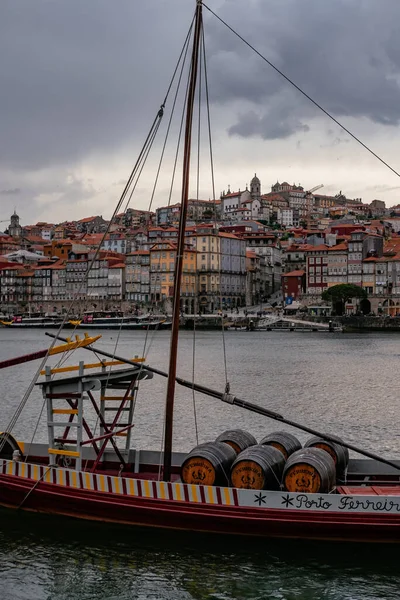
[163,0,203,481]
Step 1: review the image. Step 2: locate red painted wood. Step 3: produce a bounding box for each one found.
[1,474,400,542]
[0,349,48,370]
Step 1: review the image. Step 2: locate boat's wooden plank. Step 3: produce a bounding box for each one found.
[48,448,80,458]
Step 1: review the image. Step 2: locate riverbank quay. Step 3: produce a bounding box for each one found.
[303,314,400,333]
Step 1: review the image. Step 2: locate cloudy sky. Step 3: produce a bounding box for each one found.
[2,0,400,227]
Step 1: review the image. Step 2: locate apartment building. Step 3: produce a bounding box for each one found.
[149,242,197,312]
[125,250,150,303]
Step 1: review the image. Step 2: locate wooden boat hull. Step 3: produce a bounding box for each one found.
[1,466,400,543]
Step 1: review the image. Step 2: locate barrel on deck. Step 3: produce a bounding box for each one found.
[304,435,349,479]
[181,442,237,486]
[259,431,302,459]
[230,445,285,490]
[215,429,257,454]
[283,448,336,493]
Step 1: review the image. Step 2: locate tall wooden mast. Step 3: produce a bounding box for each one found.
[163,0,203,481]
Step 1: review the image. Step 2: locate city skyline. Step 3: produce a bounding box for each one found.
[2,1,400,224]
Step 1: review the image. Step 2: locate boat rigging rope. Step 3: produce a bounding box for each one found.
[148,18,194,213]
[201,24,230,390]
[203,2,400,179]
[191,315,199,446]
[17,466,53,510]
[167,59,192,207]
[0,25,197,448]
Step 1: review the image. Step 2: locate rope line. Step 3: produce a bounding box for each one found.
[149,18,194,213]
[203,2,400,179]
[201,24,230,388]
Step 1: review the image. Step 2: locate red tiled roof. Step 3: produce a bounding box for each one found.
[78,216,99,223]
[25,235,45,243]
[219,232,240,239]
[328,242,348,251]
[221,191,242,198]
[283,269,305,277]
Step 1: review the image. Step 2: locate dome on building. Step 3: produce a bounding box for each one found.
[251,173,260,185]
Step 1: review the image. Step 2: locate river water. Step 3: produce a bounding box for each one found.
[0,328,400,599]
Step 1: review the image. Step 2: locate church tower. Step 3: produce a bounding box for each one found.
[250,173,261,201]
[9,210,22,238]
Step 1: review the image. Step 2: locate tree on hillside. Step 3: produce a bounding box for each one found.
[322,284,367,316]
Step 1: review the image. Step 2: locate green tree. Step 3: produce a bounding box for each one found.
[322,284,367,315]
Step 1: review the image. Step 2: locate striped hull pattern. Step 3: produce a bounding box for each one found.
[0,460,238,506]
[1,460,400,542]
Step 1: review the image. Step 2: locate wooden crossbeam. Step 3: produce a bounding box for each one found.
[48,448,80,458]
[41,357,144,375]
[100,396,133,401]
[52,409,78,415]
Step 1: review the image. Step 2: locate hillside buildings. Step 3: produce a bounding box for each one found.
[1,175,399,315]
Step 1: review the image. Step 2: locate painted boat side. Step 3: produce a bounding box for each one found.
[1,460,400,542]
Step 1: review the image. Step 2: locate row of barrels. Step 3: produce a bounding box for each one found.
[181,429,349,494]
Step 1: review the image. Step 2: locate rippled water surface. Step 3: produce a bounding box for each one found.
[1,328,400,599]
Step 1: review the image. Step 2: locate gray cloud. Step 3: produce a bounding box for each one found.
[0,0,193,170]
[229,109,309,140]
[206,0,400,138]
[0,188,21,195]
[2,0,400,220]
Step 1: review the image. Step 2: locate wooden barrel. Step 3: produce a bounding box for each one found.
[181,442,237,486]
[215,429,257,454]
[283,448,336,493]
[259,431,302,459]
[304,435,349,479]
[230,445,285,490]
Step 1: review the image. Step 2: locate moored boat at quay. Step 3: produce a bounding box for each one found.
[1,0,400,544]
[0,313,64,328]
[76,310,172,330]
[0,310,172,330]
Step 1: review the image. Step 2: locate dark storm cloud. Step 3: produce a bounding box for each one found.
[204,0,400,139]
[0,0,193,169]
[2,0,400,174]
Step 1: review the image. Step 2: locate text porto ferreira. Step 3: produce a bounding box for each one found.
[250,492,400,513]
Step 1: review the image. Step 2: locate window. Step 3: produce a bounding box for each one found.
[309,257,314,264]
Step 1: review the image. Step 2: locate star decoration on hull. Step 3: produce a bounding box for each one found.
[281,494,295,508]
[254,492,267,506]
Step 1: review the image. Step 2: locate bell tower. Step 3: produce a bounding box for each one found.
[9,210,22,238]
[250,174,261,201]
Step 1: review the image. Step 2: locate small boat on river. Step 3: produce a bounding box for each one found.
[0,313,63,329]
[1,1,400,543]
[75,310,172,330]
